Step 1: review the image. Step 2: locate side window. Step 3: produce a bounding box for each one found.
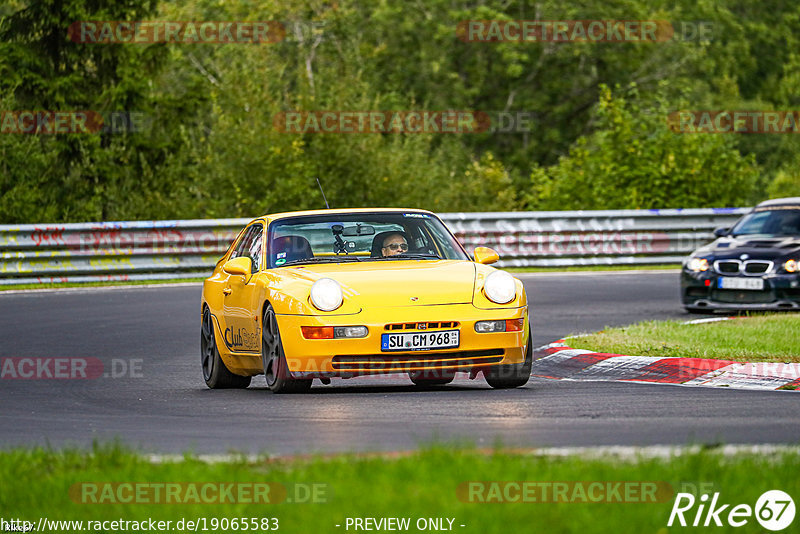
[231,223,264,272]
[248,228,263,271]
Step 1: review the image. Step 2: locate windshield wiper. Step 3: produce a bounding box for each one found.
[281,256,363,267]
[371,253,441,261]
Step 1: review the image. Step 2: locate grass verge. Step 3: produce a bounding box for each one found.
[0,278,205,291]
[1,445,798,534]
[568,314,800,363]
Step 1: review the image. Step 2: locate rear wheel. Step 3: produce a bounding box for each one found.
[484,336,532,389]
[409,369,456,387]
[262,305,312,394]
[201,307,251,389]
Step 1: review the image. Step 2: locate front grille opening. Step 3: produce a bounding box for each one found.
[711,289,774,304]
[385,321,460,331]
[686,287,708,297]
[743,261,771,274]
[331,349,504,371]
[716,261,740,274]
[780,288,800,299]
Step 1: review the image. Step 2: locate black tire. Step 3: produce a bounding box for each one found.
[201,307,251,389]
[262,305,312,394]
[409,369,456,387]
[484,336,532,389]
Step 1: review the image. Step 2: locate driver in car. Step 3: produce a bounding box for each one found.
[381,232,409,257]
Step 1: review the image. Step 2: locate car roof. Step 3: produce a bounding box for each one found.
[755,197,800,208]
[262,207,436,222]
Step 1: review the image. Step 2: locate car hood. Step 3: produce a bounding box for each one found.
[697,235,800,259]
[267,260,479,312]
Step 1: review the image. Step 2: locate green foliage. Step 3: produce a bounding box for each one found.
[768,165,800,199]
[0,0,798,222]
[3,445,800,534]
[569,313,800,363]
[526,85,760,210]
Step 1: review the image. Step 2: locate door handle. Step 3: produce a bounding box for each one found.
[223,288,232,295]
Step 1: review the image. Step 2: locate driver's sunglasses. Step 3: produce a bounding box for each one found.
[383,243,409,251]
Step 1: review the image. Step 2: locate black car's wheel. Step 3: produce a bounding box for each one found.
[262,305,312,394]
[484,336,532,389]
[201,307,251,389]
[409,369,456,387]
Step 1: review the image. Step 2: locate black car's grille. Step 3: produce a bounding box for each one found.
[743,261,772,274]
[331,349,504,371]
[711,289,775,304]
[714,259,774,275]
[715,261,740,274]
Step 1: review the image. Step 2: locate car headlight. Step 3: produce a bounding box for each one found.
[784,259,798,273]
[310,278,343,311]
[483,271,516,304]
[687,258,709,272]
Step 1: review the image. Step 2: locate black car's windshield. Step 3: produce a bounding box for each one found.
[266,211,468,268]
[731,207,800,236]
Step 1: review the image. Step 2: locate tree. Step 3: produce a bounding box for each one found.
[526,84,759,210]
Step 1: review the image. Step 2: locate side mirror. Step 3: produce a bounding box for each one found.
[473,247,499,265]
[713,227,730,238]
[222,256,252,276]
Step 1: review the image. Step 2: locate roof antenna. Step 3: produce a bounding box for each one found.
[316,177,330,209]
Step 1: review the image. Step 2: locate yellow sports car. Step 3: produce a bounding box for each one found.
[200,208,530,393]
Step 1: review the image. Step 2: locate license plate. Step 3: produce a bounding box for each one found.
[718,277,764,290]
[381,330,460,352]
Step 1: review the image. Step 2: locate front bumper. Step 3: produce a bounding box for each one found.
[681,271,800,311]
[276,303,529,378]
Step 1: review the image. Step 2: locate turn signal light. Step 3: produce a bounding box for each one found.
[301,326,368,339]
[784,259,798,273]
[301,326,334,339]
[474,318,524,333]
[505,318,525,331]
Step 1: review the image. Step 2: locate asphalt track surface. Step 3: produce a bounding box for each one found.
[1,271,798,454]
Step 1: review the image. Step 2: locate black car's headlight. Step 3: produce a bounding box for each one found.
[783,259,798,273]
[687,258,710,272]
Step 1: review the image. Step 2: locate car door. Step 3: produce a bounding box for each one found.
[220,222,264,354]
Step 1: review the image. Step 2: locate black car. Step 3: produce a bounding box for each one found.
[681,197,800,313]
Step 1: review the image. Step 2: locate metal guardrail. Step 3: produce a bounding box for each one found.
[0,208,749,284]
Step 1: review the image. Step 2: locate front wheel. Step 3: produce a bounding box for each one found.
[262,305,312,394]
[200,307,251,389]
[484,337,532,389]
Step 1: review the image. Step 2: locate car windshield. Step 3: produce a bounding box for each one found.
[266,211,468,268]
[730,207,800,236]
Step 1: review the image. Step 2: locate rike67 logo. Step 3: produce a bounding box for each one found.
[668,490,795,531]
